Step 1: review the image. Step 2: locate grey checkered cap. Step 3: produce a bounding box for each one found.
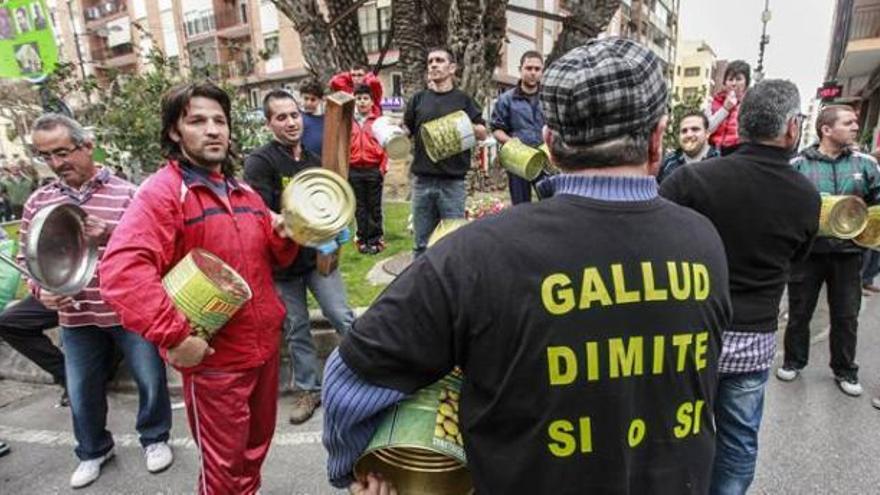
[541,37,668,147]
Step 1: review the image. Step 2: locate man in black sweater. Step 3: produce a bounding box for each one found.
[403,47,487,256]
[661,80,820,495]
[244,90,355,425]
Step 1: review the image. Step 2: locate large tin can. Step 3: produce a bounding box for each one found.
[499,138,547,181]
[162,249,252,341]
[355,370,473,495]
[281,168,355,247]
[373,116,412,160]
[420,111,476,163]
[854,206,880,248]
[818,195,868,239]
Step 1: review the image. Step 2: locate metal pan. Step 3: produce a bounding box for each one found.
[0,203,98,297]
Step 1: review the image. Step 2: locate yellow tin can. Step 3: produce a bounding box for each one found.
[818,195,868,239]
[281,168,355,247]
[162,249,252,341]
[499,139,547,181]
[420,111,476,163]
[427,219,470,248]
[854,205,880,248]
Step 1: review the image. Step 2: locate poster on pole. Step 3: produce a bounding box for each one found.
[0,0,58,82]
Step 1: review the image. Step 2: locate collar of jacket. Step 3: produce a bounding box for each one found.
[168,158,243,191]
[513,82,541,100]
[801,143,853,163]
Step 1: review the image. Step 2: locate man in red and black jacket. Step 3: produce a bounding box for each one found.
[100,82,298,495]
[349,84,388,254]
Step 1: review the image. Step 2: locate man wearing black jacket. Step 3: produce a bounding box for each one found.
[660,80,820,495]
[244,89,355,425]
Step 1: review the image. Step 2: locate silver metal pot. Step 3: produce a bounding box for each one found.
[0,203,98,297]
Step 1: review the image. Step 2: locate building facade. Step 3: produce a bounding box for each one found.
[672,40,717,103]
[47,0,679,109]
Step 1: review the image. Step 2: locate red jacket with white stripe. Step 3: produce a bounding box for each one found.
[100,160,298,372]
[350,114,388,173]
[19,168,135,328]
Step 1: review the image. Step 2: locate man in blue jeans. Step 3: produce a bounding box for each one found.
[244,90,355,424]
[660,80,820,494]
[26,113,173,489]
[403,47,487,255]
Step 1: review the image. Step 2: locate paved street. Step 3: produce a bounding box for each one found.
[1,290,879,494]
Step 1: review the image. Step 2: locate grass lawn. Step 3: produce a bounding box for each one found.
[0,203,413,309]
[334,201,410,308]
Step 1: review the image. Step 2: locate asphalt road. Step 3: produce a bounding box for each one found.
[1,289,879,494]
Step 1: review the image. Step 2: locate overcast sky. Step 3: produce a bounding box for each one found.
[678,0,835,107]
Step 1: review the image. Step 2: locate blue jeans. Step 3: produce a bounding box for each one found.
[61,326,171,460]
[710,369,769,495]
[276,268,354,391]
[411,175,467,255]
[862,250,880,285]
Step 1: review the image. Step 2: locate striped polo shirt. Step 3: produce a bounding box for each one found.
[18,168,136,328]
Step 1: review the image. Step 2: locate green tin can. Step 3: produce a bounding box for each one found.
[355,370,474,495]
[420,111,477,163]
[162,249,252,341]
[499,138,547,181]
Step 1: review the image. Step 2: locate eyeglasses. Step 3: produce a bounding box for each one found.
[34,144,81,163]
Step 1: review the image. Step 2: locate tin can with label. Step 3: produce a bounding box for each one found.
[499,138,547,181]
[420,111,476,163]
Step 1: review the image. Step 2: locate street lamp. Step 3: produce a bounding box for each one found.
[756,0,771,82]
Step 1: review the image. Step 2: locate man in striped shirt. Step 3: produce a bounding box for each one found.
[24,114,173,489]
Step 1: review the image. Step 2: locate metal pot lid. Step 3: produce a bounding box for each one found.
[24,203,98,296]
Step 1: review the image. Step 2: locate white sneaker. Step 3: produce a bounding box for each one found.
[145,441,174,473]
[835,376,864,397]
[775,366,800,382]
[70,449,114,489]
[871,397,880,410]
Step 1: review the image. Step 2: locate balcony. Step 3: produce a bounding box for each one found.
[838,3,880,78]
[184,8,249,42]
[91,43,137,69]
[83,0,126,27]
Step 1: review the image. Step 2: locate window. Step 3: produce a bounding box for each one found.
[676,66,681,76]
[184,9,215,38]
[358,2,391,53]
[682,87,699,99]
[392,72,402,97]
[249,88,260,109]
[683,67,700,77]
[263,33,279,59]
[239,0,248,23]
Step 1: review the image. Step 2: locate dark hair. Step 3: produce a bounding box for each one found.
[353,84,372,98]
[298,78,324,99]
[520,50,543,67]
[262,89,297,120]
[678,109,709,131]
[816,104,855,139]
[351,62,369,72]
[724,60,751,89]
[426,47,455,64]
[160,81,236,176]
[738,79,800,142]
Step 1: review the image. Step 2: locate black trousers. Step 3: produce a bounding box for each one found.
[783,252,862,379]
[0,295,64,383]
[349,167,384,244]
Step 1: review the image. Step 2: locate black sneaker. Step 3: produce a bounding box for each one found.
[57,388,70,408]
[0,441,10,457]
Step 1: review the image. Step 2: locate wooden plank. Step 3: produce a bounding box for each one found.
[320,91,356,179]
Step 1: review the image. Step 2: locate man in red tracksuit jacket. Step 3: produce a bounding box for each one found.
[329,62,383,117]
[349,84,388,254]
[100,82,298,495]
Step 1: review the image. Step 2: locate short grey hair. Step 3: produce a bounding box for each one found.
[738,79,800,142]
[549,114,663,170]
[31,113,93,146]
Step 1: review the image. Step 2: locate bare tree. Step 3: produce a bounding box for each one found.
[269,0,367,83]
[547,0,621,65]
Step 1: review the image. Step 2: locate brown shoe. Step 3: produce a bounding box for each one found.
[289,390,321,425]
[863,283,880,293]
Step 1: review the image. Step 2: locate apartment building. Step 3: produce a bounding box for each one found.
[672,40,717,102]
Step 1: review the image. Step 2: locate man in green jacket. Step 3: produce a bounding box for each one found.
[1,160,34,219]
[778,104,880,397]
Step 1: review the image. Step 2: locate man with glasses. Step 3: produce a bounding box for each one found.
[26,114,173,489]
[661,80,820,494]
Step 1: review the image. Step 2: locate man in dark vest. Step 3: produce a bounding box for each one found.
[321,38,733,494]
